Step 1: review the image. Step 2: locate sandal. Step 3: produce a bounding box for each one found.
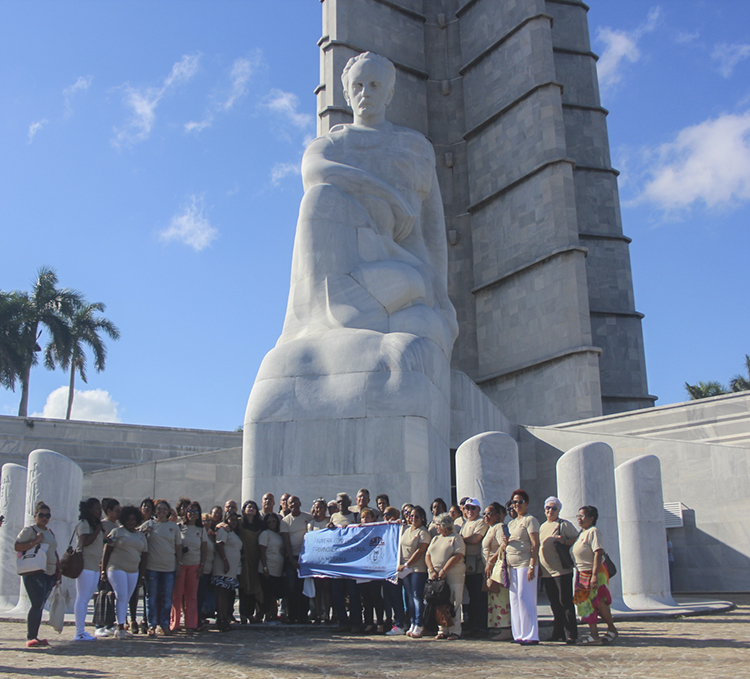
[602,630,619,645]
[446,633,460,641]
[578,635,602,645]
[435,632,448,640]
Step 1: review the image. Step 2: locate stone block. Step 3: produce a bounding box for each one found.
[455,432,520,509]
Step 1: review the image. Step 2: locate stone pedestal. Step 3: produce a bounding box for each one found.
[556,441,625,607]
[616,455,676,608]
[6,450,82,617]
[243,332,451,510]
[455,431,519,510]
[0,463,26,612]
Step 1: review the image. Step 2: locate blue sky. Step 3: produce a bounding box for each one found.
[1,1,748,430]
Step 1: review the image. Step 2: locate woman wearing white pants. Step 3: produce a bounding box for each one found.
[102,506,148,639]
[73,498,104,641]
[505,490,540,645]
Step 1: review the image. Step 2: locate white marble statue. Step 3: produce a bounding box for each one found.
[243,52,457,506]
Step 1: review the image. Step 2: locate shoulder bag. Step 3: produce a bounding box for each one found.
[554,519,575,570]
[60,529,85,579]
[16,528,49,575]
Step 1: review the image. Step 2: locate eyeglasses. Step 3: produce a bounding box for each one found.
[37,512,51,519]
[544,506,558,512]
[187,510,200,515]
[510,500,526,506]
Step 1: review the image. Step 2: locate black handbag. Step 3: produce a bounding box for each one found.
[603,552,618,579]
[422,578,452,606]
[60,531,84,579]
[554,520,574,570]
[93,579,116,629]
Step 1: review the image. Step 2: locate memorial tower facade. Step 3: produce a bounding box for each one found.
[316,0,654,425]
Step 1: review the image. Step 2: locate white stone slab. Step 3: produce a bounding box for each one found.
[0,463,26,611]
[455,432,519,509]
[616,455,676,608]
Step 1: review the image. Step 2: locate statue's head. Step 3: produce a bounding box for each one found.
[341,52,396,121]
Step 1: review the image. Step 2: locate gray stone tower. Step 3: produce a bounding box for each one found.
[316,0,655,426]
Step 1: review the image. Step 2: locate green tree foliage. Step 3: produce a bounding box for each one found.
[45,301,120,419]
[684,381,728,400]
[0,267,120,419]
[729,354,750,393]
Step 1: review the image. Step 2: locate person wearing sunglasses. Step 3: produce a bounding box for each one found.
[539,496,579,644]
[504,489,540,645]
[572,506,618,645]
[15,501,60,648]
[171,501,207,632]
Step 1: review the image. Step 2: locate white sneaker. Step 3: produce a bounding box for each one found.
[386,625,405,636]
[74,632,96,641]
[94,628,113,638]
[411,625,424,638]
[115,629,133,639]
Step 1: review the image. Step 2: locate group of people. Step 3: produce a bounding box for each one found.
[13,487,618,647]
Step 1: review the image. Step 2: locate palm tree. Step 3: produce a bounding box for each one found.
[0,291,27,390]
[45,300,120,420]
[14,267,81,417]
[729,354,750,393]
[684,381,728,400]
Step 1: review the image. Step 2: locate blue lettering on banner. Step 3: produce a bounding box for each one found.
[298,522,400,579]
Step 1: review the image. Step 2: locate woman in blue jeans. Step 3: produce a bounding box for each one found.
[15,501,60,648]
[397,505,430,638]
[142,500,183,635]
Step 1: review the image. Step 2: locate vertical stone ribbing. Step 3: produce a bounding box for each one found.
[546,0,654,414]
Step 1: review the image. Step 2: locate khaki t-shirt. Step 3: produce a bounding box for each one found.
[481,522,506,565]
[505,514,540,569]
[179,524,207,567]
[259,530,285,577]
[101,519,119,537]
[107,527,148,573]
[213,527,242,578]
[307,519,328,532]
[75,520,104,572]
[426,533,466,582]
[399,526,431,572]
[572,526,605,572]
[144,520,182,572]
[331,512,356,528]
[16,525,57,576]
[460,517,489,559]
[539,519,579,577]
[281,512,313,556]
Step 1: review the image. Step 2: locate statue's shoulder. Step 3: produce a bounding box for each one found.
[392,124,435,159]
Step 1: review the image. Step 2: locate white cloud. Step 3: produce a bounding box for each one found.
[712,43,750,78]
[596,7,662,93]
[63,75,93,115]
[674,31,699,44]
[160,194,218,251]
[637,111,750,212]
[265,89,314,130]
[31,386,120,423]
[27,119,48,143]
[271,161,302,186]
[112,54,200,148]
[184,118,213,133]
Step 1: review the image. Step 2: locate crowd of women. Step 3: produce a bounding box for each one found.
[13,487,619,647]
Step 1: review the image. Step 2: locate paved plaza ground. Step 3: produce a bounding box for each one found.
[1,595,748,679]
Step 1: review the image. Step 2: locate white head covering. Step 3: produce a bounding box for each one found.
[544,496,562,511]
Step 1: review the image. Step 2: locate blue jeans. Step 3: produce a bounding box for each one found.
[145,570,176,629]
[403,571,427,627]
[22,571,55,640]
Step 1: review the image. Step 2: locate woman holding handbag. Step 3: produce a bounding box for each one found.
[73,498,104,641]
[539,496,579,644]
[424,512,466,640]
[14,501,60,648]
[482,503,512,641]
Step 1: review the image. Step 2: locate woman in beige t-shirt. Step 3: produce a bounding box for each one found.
[73,498,104,641]
[539,496,579,644]
[506,489,540,644]
[398,505,431,638]
[482,502,511,639]
[143,500,183,636]
[572,505,618,645]
[15,501,59,648]
[170,501,207,632]
[102,505,148,639]
[425,512,466,640]
[212,511,242,631]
